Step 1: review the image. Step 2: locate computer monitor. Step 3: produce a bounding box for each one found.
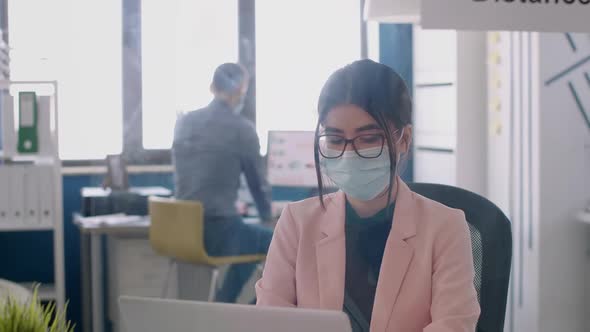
[104,154,129,191]
[266,130,317,187]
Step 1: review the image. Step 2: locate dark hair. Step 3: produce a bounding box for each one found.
[212,63,248,95]
[314,59,413,207]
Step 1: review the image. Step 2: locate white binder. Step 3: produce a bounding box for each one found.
[0,166,10,226]
[38,165,55,227]
[37,96,54,157]
[7,165,25,227]
[1,92,15,157]
[23,165,41,226]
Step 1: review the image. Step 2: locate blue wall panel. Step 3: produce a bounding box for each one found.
[379,23,414,182]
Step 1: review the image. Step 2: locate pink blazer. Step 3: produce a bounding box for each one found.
[256,179,480,332]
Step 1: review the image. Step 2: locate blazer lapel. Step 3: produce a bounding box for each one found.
[315,191,347,310]
[370,179,417,332]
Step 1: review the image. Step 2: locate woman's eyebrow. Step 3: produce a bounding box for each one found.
[324,126,344,134]
[355,124,381,133]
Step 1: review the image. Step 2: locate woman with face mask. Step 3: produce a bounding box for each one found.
[255,60,480,332]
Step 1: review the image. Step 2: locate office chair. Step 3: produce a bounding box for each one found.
[408,183,512,332]
[148,196,266,301]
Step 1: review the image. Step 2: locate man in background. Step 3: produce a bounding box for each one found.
[172,63,273,303]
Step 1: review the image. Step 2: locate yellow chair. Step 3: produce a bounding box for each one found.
[148,196,266,301]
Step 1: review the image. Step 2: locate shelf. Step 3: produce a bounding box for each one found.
[0,155,58,164]
[17,283,56,301]
[1,80,64,311]
[0,224,54,232]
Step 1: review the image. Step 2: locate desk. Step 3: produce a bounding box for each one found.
[81,187,172,217]
[75,214,150,332]
[75,214,264,332]
[78,186,171,332]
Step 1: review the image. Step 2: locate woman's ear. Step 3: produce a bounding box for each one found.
[399,125,413,154]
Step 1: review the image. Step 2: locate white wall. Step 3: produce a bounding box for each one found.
[537,32,590,332]
[415,28,589,331]
[412,27,458,186]
[413,28,488,195]
[456,31,487,196]
[487,31,590,332]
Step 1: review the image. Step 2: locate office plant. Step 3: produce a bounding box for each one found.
[0,285,74,332]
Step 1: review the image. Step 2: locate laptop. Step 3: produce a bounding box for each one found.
[119,296,352,332]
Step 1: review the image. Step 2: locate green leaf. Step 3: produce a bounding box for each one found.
[0,284,74,332]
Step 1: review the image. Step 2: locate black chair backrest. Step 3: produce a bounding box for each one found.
[408,183,512,332]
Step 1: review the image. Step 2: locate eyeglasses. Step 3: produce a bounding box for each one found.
[318,133,385,159]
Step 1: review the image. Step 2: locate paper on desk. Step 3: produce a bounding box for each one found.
[78,214,147,227]
[129,187,172,197]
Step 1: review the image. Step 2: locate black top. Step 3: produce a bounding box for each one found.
[343,201,395,332]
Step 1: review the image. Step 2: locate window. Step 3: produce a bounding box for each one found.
[7,0,364,160]
[141,0,239,150]
[256,0,361,154]
[8,0,123,160]
[367,21,381,62]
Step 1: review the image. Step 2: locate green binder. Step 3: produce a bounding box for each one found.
[17,91,39,154]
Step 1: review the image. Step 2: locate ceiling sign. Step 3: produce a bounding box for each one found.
[364,0,421,23]
[421,0,590,33]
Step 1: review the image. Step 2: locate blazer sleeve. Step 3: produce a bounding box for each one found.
[424,211,481,332]
[255,204,299,307]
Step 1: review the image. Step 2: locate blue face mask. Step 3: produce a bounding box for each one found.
[320,129,404,201]
[320,146,393,201]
